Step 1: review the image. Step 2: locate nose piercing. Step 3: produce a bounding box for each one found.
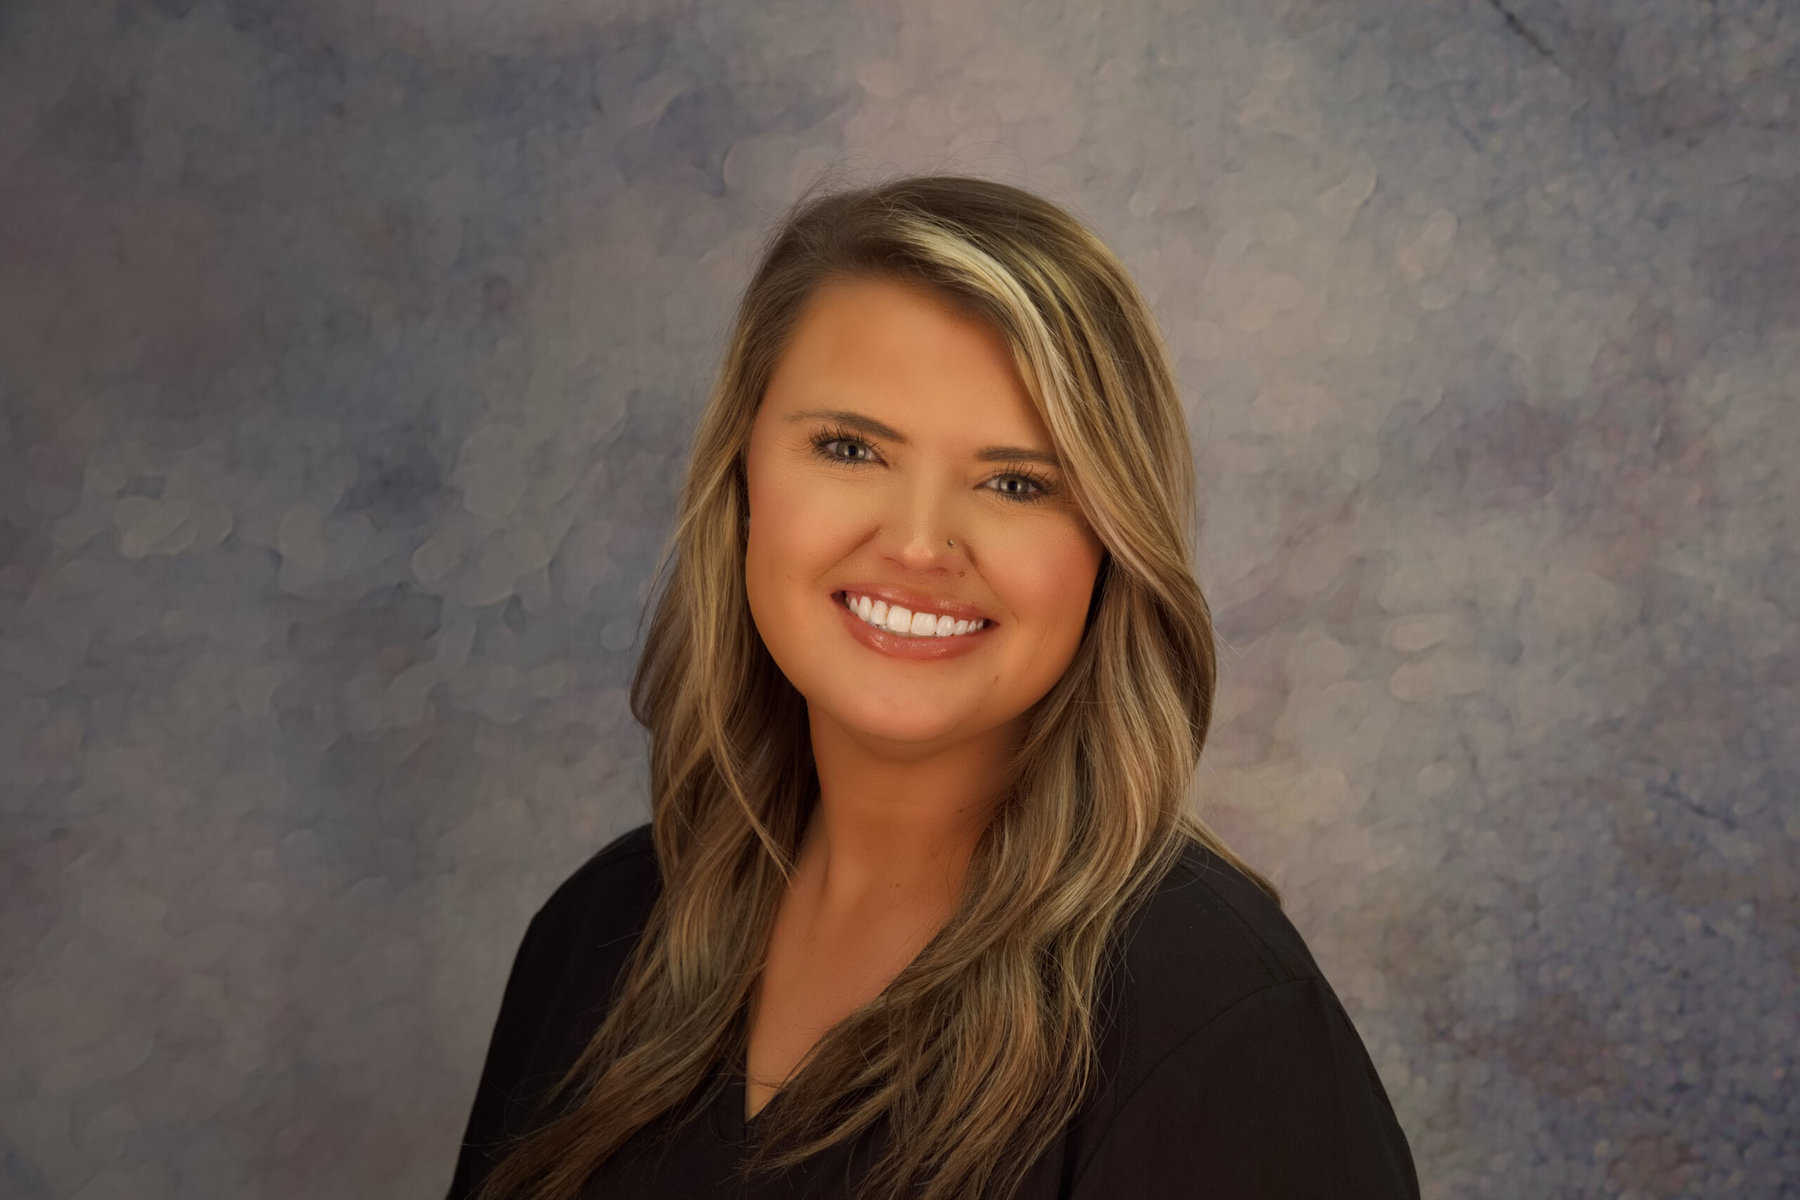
[947,539,954,548]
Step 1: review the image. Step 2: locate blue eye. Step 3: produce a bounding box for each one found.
[807,426,1056,505]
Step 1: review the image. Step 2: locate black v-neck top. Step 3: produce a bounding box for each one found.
[446,823,1420,1199]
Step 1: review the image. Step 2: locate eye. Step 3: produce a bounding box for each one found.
[809,428,880,466]
[987,467,1056,504]
[807,424,1058,506]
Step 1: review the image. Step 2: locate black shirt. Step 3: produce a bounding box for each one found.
[447,823,1420,1199]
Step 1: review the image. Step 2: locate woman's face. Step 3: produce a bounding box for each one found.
[743,274,1105,751]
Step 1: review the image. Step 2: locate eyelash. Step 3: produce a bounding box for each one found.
[808,424,1058,505]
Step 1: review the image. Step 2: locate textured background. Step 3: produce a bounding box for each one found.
[2,1,1796,1196]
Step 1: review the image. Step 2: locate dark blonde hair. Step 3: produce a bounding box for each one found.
[475,172,1277,1200]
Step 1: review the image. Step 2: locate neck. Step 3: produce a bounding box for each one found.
[795,710,1018,922]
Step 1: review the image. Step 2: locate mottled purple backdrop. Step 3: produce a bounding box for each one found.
[2,1,1795,1196]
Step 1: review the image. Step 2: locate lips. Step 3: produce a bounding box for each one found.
[829,585,996,625]
[832,589,995,660]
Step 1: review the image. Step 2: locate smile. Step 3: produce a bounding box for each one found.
[832,591,996,661]
[840,591,989,638]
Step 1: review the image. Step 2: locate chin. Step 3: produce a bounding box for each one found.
[818,693,979,746]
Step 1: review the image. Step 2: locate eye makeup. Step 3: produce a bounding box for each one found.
[806,422,1060,505]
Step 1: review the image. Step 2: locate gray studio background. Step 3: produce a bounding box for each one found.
[3,1,1795,1196]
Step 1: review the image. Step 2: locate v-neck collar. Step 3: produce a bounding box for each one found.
[708,1052,777,1142]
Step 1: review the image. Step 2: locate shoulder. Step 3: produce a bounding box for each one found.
[522,821,661,968]
[447,823,667,1199]
[540,820,659,915]
[506,822,662,1080]
[1067,842,1421,1196]
[1110,838,1326,1033]
[1094,838,1342,1105]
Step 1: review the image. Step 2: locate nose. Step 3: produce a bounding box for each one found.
[882,480,966,572]
[888,527,962,573]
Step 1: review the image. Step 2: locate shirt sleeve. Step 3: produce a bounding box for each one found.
[1068,976,1420,1200]
[445,905,565,1200]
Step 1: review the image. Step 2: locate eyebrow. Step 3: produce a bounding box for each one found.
[785,408,1063,469]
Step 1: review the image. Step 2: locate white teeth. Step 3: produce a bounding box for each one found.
[841,592,986,638]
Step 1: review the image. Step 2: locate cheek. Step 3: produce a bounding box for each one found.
[999,529,1103,648]
[745,462,840,598]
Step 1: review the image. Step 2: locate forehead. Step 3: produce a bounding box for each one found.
[764,275,1043,430]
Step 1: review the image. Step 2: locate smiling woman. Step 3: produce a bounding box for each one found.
[743,272,1105,750]
[447,175,1420,1200]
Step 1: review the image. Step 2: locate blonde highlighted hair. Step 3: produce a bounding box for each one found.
[474,172,1276,1200]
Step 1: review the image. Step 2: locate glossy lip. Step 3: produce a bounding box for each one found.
[832,583,995,624]
[832,591,996,661]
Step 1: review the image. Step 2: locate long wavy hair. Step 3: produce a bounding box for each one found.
[473,172,1279,1200]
